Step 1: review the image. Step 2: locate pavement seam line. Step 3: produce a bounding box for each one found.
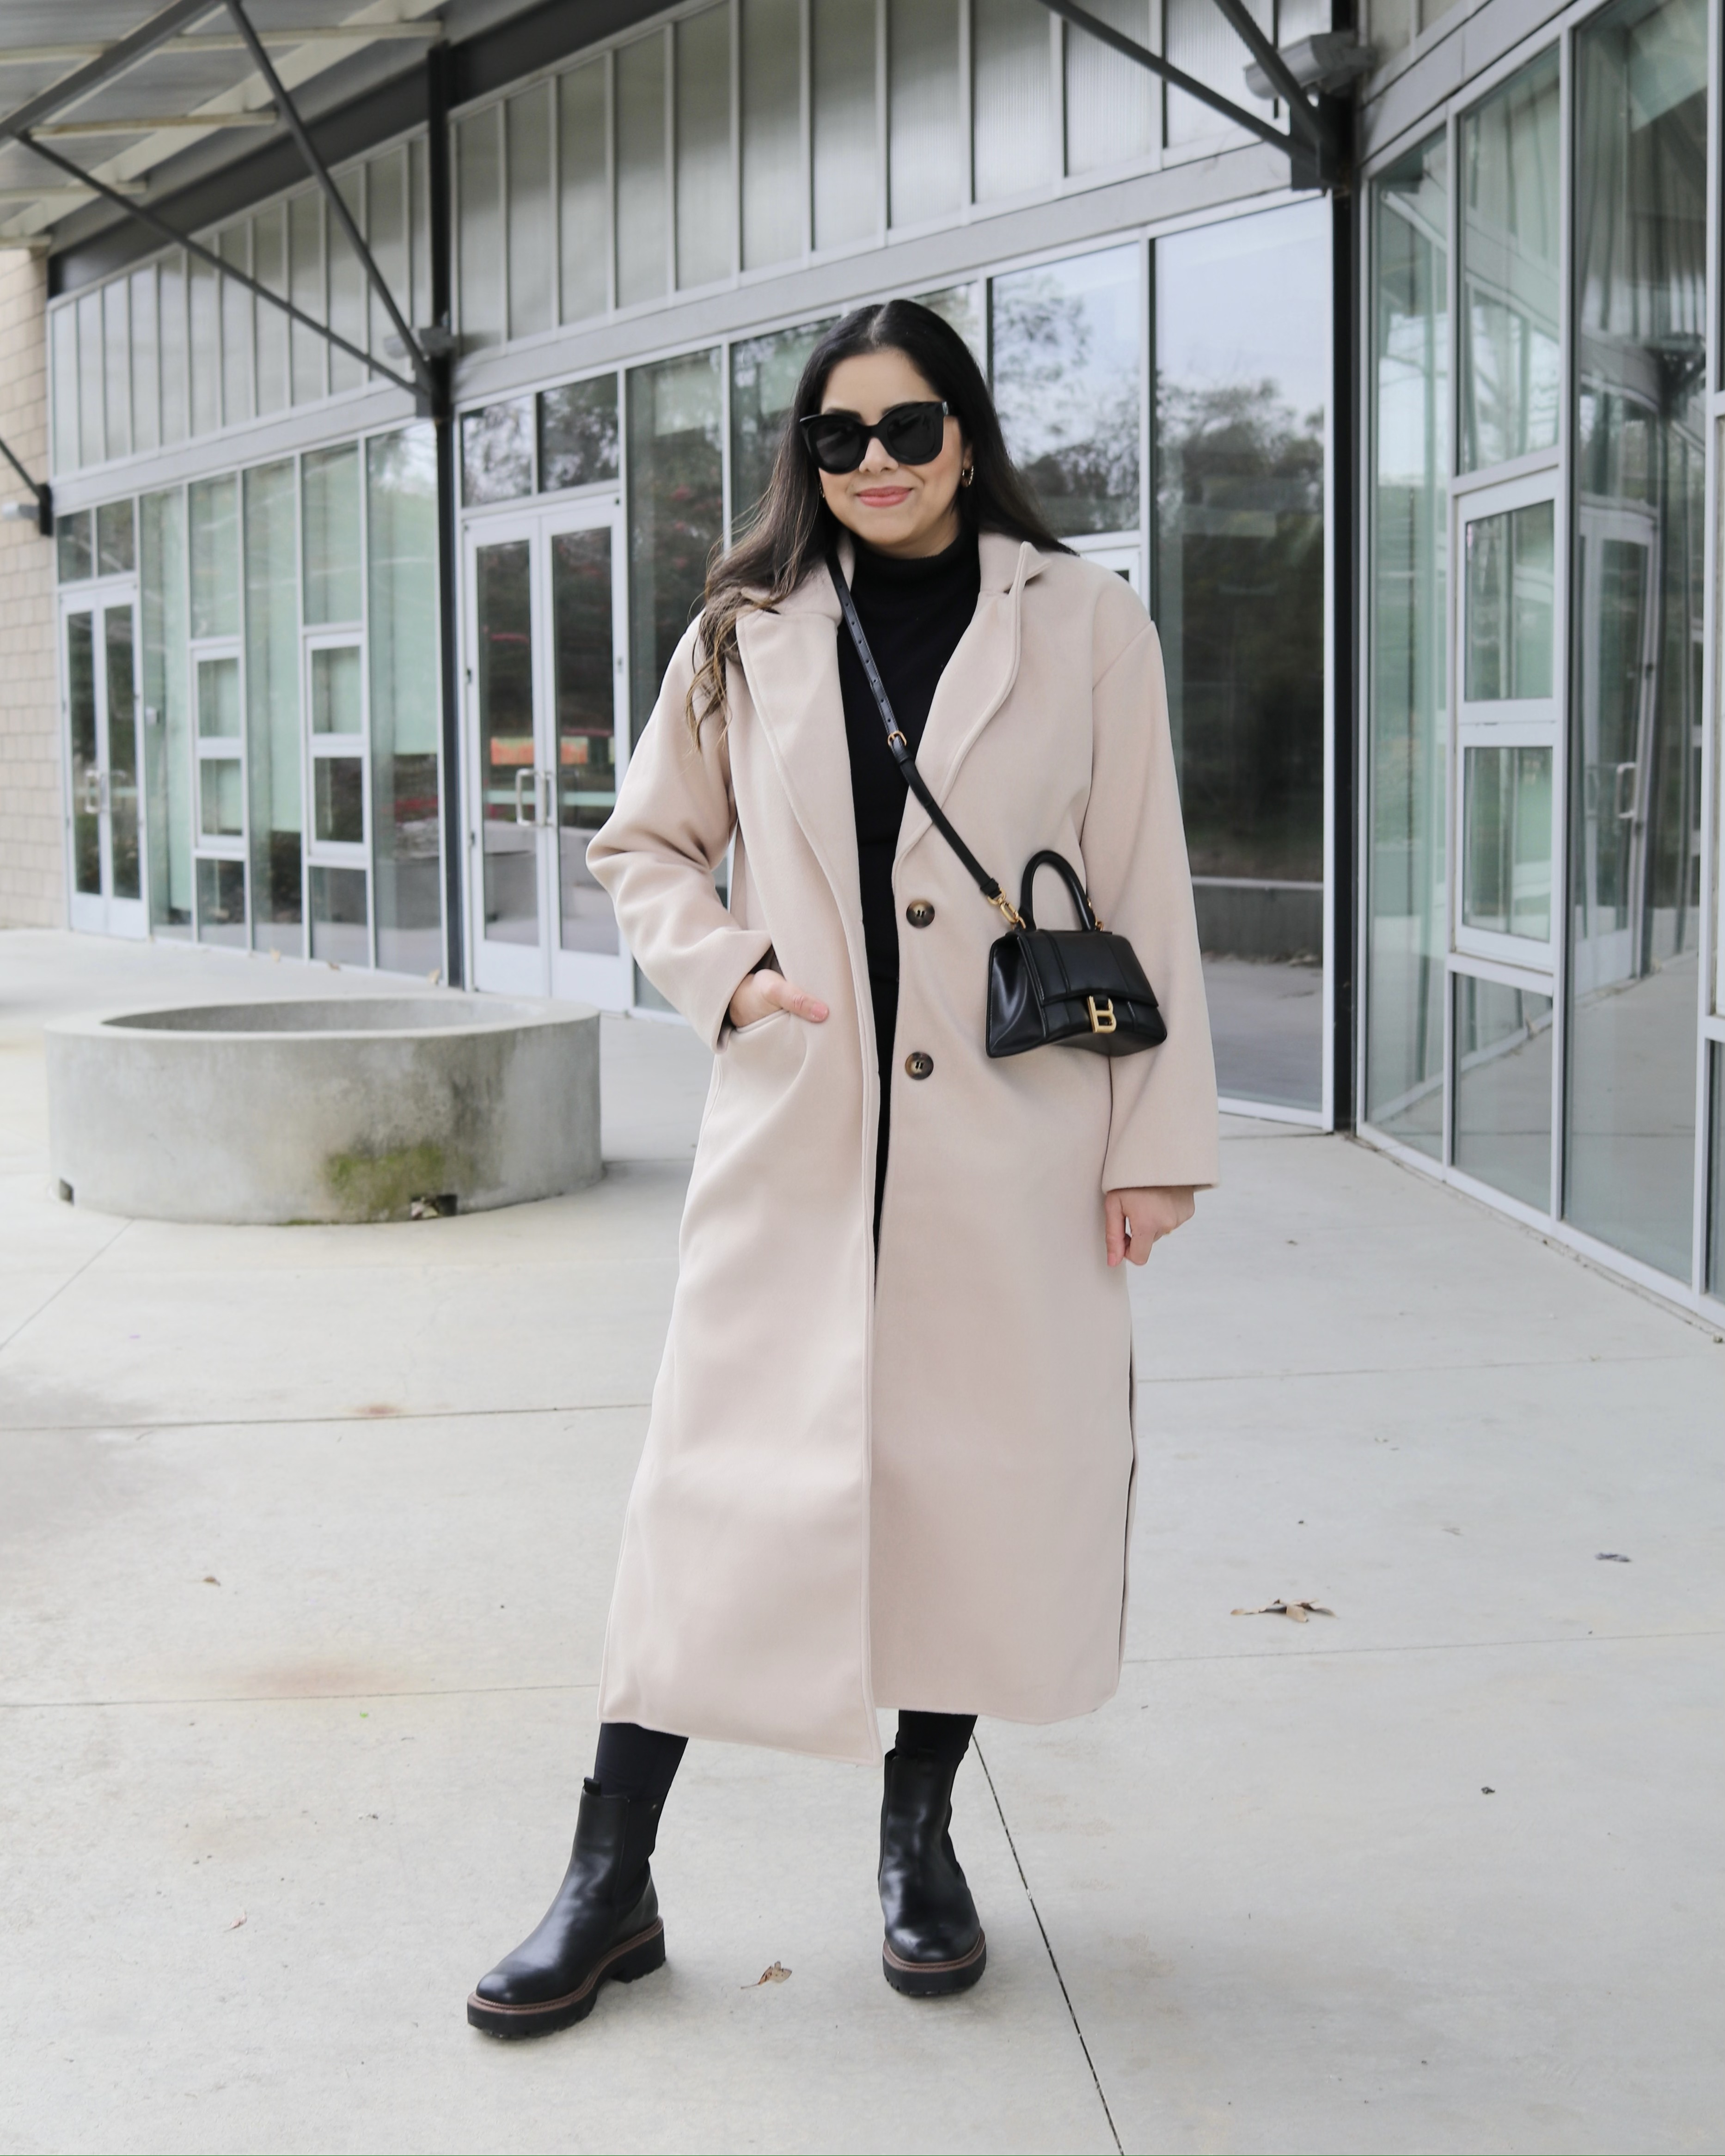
[0,1215,133,1357]
[973,1737,1123,2156]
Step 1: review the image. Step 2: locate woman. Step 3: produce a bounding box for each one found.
[468,299,1217,2039]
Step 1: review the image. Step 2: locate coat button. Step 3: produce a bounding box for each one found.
[905,898,936,928]
[905,1051,933,1080]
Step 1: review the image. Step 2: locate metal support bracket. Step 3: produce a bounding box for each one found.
[0,430,52,533]
[1035,0,1346,189]
[18,130,421,400]
[220,0,442,414]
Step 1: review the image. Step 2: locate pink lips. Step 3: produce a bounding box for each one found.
[856,487,911,507]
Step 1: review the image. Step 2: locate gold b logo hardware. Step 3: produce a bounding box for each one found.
[1087,996,1117,1035]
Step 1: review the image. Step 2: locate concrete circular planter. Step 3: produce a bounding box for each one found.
[45,996,601,1224]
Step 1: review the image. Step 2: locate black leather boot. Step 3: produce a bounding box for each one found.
[878,1747,986,1996]
[467,1780,667,2038]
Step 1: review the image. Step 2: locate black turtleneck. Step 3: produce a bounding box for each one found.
[834,526,981,1228]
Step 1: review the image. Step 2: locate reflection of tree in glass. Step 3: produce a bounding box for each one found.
[1157,375,1324,888]
[992,272,1138,537]
[627,357,724,746]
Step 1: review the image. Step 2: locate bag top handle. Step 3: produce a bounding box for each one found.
[1019,849,1098,934]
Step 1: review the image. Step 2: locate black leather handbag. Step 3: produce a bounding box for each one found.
[829,552,1168,1061]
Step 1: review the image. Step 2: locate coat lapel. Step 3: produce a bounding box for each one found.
[897,533,1040,858]
[734,550,860,926]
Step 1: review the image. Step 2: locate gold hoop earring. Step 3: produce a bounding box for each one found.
[960,464,975,488]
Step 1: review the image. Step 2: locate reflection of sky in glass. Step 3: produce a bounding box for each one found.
[991,244,1141,537]
[1158,201,1329,426]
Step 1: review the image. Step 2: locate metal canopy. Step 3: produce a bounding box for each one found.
[1035,0,1348,190]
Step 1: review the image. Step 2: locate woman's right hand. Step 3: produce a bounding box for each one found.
[728,967,829,1030]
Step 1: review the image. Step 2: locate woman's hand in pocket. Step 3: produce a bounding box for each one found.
[728,967,830,1031]
[1104,1186,1195,1266]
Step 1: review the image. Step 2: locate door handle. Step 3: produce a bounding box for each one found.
[513,766,534,825]
[1613,761,1639,822]
[539,768,556,828]
[81,768,102,815]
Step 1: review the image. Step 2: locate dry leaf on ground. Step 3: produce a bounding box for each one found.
[1231,1599,1335,1622]
[227,1912,247,1930]
[745,1961,791,1988]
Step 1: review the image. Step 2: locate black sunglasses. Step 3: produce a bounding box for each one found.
[799,400,950,474]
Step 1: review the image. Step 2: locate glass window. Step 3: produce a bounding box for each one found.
[56,510,93,584]
[197,654,242,738]
[328,171,366,394]
[189,256,220,437]
[616,33,670,307]
[311,645,363,734]
[200,755,245,836]
[160,253,188,446]
[289,192,326,403]
[219,225,253,427]
[314,757,366,844]
[253,204,289,416]
[973,0,1056,202]
[553,525,621,954]
[1454,976,1554,1210]
[302,446,362,625]
[1064,0,1153,174]
[67,611,100,894]
[1565,0,1706,1280]
[1463,502,1554,701]
[741,0,803,270]
[1156,202,1327,1112]
[102,279,130,462]
[51,306,78,473]
[1460,51,1560,473]
[474,537,538,947]
[462,398,535,504]
[141,488,193,934]
[189,476,240,640]
[508,85,555,340]
[244,461,303,954]
[459,108,505,349]
[129,269,159,455]
[77,290,104,467]
[97,501,135,576]
[196,856,247,944]
[105,605,141,904]
[627,347,723,748]
[367,148,408,361]
[993,243,1139,538]
[540,377,621,492]
[560,61,610,322]
[889,0,962,225]
[310,864,370,964]
[367,426,443,976]
[813,0,878,250]
[677,6,734,287]
[1462,745,1552,940]
[731,320,834,535]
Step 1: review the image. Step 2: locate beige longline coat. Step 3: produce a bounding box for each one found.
[587,533,1218,1766]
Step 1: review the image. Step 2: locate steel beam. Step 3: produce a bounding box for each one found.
[1205,0,1326,147]
[220,0,436,409]
[32,111,278,135]
[0,0,218,148]
[19,128,420,399]
[1034,0,1296,158]
[0,429,52,533]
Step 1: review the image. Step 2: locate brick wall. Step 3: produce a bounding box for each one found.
[0,248,62,928]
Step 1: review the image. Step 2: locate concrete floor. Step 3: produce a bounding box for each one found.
[1,927,1720,2156]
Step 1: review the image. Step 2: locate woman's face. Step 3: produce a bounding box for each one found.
[814,348,969,560]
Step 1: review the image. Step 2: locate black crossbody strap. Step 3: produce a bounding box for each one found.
[826,551,1023,928]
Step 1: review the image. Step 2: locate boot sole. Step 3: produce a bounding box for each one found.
[466,1920,666,2039]
[881,1929,986,1997]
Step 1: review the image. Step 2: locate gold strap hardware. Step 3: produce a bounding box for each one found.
[988,890,1026,930]
[1087,996,1117,1035]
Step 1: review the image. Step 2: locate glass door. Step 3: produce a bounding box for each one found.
[465,501,629,1003]
[61,590,147,938]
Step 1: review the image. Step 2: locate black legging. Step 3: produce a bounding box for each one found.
[592,1710,976,1811]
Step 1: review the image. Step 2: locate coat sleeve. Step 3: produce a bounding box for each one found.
[1081,617,1221,1192]
[586,623,775,1049]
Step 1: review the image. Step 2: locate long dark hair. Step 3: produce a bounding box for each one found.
[687,298,1067,737]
